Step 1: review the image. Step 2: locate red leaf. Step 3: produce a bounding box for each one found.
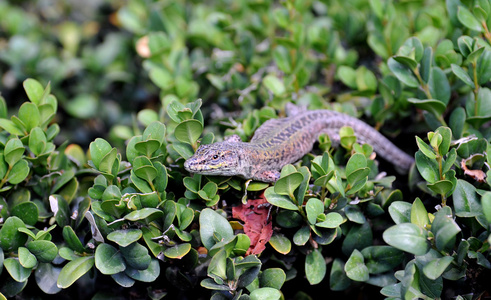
[232,193,273,255]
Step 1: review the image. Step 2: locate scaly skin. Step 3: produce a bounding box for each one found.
[184,110,414,182]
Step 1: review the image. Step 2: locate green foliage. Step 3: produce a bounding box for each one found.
[3,0,491,299]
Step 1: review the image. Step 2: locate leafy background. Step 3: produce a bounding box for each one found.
[1,0,491,299]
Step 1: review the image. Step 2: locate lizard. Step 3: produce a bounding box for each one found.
[184,107,414,182]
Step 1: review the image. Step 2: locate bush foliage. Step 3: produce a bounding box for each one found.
[1,0,491,299]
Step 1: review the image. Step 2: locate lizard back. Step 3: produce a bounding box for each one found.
[249,110,414,171]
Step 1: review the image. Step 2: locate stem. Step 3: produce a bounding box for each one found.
[436,154,447,206]
[148,180,162,203]
[413,67,449,127]
[472,61,480,116]
[413,67,432,99]
[482,21,491,45]
[0,165,12,189]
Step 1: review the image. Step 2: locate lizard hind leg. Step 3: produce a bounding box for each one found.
[252,170,281,183]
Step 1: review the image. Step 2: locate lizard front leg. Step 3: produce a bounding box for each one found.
[252,170,281,182]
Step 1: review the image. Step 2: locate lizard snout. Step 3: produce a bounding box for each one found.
[184,158,194,172]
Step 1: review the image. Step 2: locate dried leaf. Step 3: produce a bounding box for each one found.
[232,193,273,255]
[460,159,486,182]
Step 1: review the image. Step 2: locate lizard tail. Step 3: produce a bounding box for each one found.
[320,112,415,171]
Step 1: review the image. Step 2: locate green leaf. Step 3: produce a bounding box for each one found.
[345,249,369,282]
[330,258,351,291]
[121,242,151,270]
[199,182,218,200]
[306,198,324,225]
[427,179,455,196]
[410,198,429,229]
[27,240,58,263]
[18,102,40,132]
[125,258,160,282]
[199,208,234,250]
[107,229,143,247]
[263,75,286,96]
[143,121,165,142]
[18,247,37,269]
[415,150,439,184]
[164,243,191,259]
[130,170,152,194]
[341,222,372,255]
[264,187,298,210]
[305,248,326,284]
[174,119,203,145]
[269,233,291,255]
[393,55,418,70]
[62,226,86,253]
[65,94,98,119]
[451,64,475,88]
[482,192,491,223]
[23,78,45,105]
[89,138,113,169]
[35,263,62,294]
[387,57,419,88]
[7,159,29,184]
[345,153,367,176]
[57,256,95,288]
[293,226,310,246]
[449,108,465,139]
[344,205,366,224]
[250,288,281,300]
[431,206,461,252]
[453,179,482,217]
[29,127,47,156]
[133,156,158,182]
[477,49,491,84]
[383,223,430,255]
[0,119,24,136]
[422,256,454,280]
[95,243,126,275]
[457,6,484,32]
[137,109,158,127]
[337,66,358,89]
[361,246,404,274]
[11,202,38,226]
[273,46,292,73]
[4,258,31,282]
[0,216,27,251]
[428,67,451,104]
[0,247,3,275]
[274,171,304,197]
[149,67,173,90]
[316,212,344,228]
[4,138,25,167]
[435,126,452,156]
[259,268,286,290]
[415,136,436,159]
[124,208,163,223]
[420,47,432,83]
[99,147,118,176]
[407,98,447,117]
[356,66,377,92]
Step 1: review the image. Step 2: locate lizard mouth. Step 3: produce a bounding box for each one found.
[184,159,222,172]
[184,158,235,175]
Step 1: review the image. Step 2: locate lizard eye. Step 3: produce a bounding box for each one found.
[212,155,219,160]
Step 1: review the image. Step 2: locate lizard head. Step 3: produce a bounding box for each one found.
[184,142,241,176]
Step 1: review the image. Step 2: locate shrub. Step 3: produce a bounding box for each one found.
[1,0,491,299]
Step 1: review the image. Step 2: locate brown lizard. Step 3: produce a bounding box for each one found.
[184,108,414,182]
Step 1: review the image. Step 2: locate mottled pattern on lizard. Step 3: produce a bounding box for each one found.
[184,109,414,182]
